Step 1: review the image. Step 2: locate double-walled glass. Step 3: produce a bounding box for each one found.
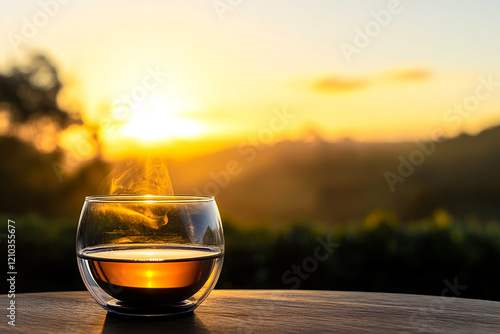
[76,195,224,316]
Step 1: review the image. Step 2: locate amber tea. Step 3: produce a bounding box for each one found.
[79,245,222,304]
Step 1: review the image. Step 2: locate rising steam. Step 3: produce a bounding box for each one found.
[109,156,174,195]
[100,156,176,232]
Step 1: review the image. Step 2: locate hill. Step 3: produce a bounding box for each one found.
[1,124,499,225]
[168,125,500,225]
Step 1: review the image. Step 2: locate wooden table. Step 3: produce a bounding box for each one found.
[1,290,499,333]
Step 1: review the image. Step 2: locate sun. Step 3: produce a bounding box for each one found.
[115,98,204,142]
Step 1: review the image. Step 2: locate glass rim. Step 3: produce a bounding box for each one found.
[84,195,214,203]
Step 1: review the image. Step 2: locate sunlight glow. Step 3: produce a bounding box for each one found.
[117,98,205,142]
[59,125,98,158]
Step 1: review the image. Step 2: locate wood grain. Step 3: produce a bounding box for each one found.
[1,290,499,333]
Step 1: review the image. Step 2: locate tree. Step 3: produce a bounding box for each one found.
[0,54,107,216]
[0,54,79,127]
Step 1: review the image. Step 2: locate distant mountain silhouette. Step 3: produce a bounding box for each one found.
[1,122,499,225]
[168,124,500,225]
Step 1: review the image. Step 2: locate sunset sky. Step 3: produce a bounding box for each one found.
[1,0,500,158]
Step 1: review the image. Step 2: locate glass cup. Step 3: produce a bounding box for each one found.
[76,195,224,316]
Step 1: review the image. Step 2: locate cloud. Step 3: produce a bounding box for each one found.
[388,67,431,82]
[312,66,431,94]
[314,77,367,92]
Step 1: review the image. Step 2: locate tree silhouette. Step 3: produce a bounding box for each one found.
[0,54,79,127]
[0,54,107,216]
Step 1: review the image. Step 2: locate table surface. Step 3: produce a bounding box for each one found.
[1,290,499,333]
